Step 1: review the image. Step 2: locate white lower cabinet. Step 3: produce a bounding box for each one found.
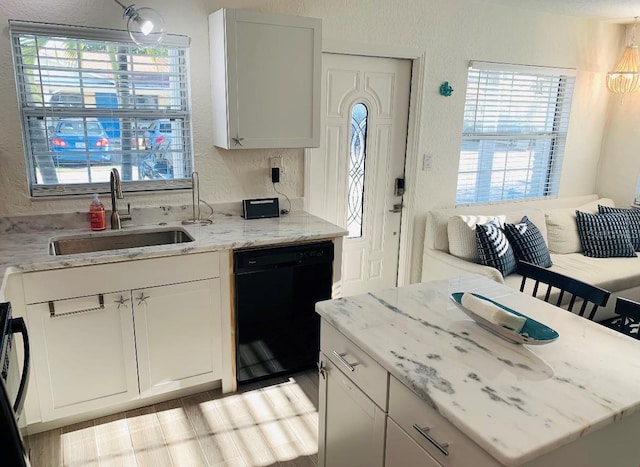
[385,418,441,467]
[133,279,222,398]
[319,358,386,467]
[318,319,495,467]
[318,321,388,467]
[27,291,139,422]
[22,252,230,425]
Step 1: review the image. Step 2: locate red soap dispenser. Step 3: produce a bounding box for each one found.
[89,194,106,231]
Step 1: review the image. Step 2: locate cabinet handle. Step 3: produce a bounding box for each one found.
[49,294,105,318]
[317,360,327,380]
[114,295,131,309]
[232,135,244,146]
[136,292,150,306]
[413,424,450,456]
[332,350,355,372]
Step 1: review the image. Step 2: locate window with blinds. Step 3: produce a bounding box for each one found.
[9,21,193,197]
[456,61,576,205]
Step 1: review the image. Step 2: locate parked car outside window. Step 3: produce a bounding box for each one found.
[143,119,173,150]
[49,118,111,165]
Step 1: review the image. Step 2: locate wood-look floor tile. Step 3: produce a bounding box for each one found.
[182,391,240,465]
[61,420,99,467]
[225,423,278,466]
[211,457,248,467]
[126,405,173,467]
[284,412,318,455]
[215,389,278,426]
[26,370,320,467]
[155,398,208,467]
[272,441,317,464]
[26,428,63,467]
[93,413,137,467]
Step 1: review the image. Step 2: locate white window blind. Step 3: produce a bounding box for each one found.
[9,20,193,197]
[456,61,576,205]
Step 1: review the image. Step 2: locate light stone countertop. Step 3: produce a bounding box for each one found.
[315,273,640,466]
[0,208,347,281]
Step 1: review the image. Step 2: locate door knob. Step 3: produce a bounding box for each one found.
[388,203,403,213]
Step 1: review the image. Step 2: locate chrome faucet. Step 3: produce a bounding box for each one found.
[109,168,132,230]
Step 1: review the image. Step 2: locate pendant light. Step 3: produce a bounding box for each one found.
[113,0,166,46]
[607,17,640,93]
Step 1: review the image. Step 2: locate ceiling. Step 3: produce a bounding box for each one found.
[475,0,639,23]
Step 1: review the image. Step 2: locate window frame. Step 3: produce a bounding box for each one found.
[9,20,194,197]
[456,61,576,206]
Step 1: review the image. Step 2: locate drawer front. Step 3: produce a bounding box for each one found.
[320,321,388,409]
[388,376,499,467]
[386,418,441,467]
[23,251,222,304]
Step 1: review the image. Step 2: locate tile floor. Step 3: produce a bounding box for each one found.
[25,371,319,467]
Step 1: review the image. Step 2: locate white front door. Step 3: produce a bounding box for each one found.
[306,53,411,296]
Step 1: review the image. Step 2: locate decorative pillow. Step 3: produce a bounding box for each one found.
[503,216,552,268]
[575,211,636,258]
[545,198,615,254]
[598,205,640,251]
[475,220,517,276]
[448,215,506,262]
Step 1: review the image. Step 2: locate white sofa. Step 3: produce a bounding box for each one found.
[421,194,640,321]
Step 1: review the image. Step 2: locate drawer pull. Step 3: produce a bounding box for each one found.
[413,424,450,456]
[332,350,355,372]
[49,294,105,318]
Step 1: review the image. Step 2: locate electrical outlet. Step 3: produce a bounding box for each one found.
[270,156,284,174]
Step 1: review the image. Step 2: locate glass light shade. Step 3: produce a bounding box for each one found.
[125,6,166,46]
[607,45,640,93]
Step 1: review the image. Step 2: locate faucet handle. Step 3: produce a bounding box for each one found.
[120,203,132,222]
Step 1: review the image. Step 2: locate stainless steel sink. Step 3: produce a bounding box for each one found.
[49,227,194,256]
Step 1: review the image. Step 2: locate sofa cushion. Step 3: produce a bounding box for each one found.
[448,215,505,262]
[545,198,615,254]
[475,220,517,276]
[575,211,636,258]
[598,205,640,251]
[504,216,552,268]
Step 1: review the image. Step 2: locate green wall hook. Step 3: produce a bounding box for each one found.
[439,81,453,97]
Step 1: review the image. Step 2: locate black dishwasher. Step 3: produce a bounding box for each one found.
[234,241,334,385]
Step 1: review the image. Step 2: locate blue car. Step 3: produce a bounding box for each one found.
[50,119,111,164]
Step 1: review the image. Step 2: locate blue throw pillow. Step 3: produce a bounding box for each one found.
[575,211,636,258]
[598,205,640,251]
[475,220,517,276]
[504,216,552,268]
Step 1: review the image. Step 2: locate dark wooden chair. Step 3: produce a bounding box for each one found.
[601,297,640,339]
[517,261,611,321]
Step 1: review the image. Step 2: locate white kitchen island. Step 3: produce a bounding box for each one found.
[315,273,640,467]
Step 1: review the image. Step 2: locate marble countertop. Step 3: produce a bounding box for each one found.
[0,209,347,280]
[315,273,640,466]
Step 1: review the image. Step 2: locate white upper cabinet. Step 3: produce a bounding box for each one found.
[209,8,321,149]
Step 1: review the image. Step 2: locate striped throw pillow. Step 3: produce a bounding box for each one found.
[475,220,517,276]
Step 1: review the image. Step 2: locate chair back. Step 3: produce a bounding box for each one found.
[611,297,640,339]
[517,261,611,321]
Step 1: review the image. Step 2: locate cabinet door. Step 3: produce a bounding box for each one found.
[133,279,222,398]
[318,357,385,467]
[27,292,138,422]
[386,418,442,467]
[210,9,321,149]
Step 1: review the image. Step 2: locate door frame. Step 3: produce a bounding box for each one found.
[304,39,426,287]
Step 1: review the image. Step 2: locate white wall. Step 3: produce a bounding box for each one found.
[597,92,640,206]
[0,0,624,281]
